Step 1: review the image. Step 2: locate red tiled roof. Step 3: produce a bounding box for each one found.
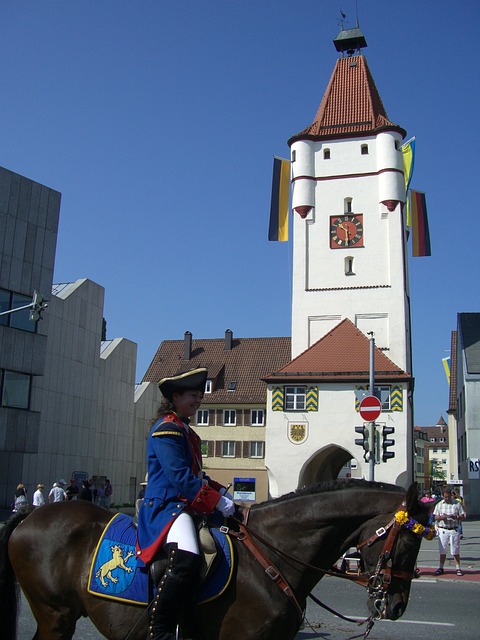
[142,335,292,404]
[289,55,406,143]
[265,318,411,383]
[414,424,449,444]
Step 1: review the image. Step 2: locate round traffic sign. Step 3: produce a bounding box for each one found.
[359,395,382,421]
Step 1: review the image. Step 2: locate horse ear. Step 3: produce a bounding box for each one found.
[405,482,419,512]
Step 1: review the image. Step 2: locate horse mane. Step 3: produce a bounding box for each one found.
[252,478,403,509]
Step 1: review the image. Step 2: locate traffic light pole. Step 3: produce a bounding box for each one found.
[367,331,375,481]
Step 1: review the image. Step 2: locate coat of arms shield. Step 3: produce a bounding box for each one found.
[288,422,308,444]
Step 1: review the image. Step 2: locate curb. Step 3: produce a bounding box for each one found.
[414,567,480,582]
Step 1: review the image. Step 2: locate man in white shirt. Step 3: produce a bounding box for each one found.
[433,486,466,576]
[48,481,67,503]
[32,483,45,507]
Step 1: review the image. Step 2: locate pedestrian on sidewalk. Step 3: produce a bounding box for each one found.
[433,486,466,576]
[48,481,67,503]
[32,483,45,507]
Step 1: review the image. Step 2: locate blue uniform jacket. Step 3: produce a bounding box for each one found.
[136,412,223,564]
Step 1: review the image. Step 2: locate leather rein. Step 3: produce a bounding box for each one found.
[221,501,415,627]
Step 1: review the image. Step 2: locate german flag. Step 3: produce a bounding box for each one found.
[268,157,290,241]
[411,190,431,257]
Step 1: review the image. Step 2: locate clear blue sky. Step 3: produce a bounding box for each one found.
[2,1,479,427]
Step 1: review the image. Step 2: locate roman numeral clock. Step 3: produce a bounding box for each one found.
[330,214,364,249]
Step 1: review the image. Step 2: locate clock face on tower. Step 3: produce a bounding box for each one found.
[330,214,364,249]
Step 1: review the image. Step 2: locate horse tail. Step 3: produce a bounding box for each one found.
[0,509,32,640]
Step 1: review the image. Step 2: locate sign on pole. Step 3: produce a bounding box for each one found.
[359,395,382,422]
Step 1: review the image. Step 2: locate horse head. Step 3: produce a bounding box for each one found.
[356,482,431,621]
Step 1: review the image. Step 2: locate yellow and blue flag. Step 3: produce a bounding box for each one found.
[401,137,415,227]
[442,357,450,385]
[268,157,290,241]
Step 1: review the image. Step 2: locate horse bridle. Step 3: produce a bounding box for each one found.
[355,503,416,619]
[224,500,416,627]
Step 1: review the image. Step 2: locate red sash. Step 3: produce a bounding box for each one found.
[164,412,203,477]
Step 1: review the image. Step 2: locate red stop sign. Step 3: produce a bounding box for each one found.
[359,395,382,421]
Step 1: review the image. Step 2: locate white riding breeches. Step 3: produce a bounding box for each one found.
[166,512,199,555]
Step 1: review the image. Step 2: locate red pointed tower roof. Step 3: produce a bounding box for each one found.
[288,54,406,144]
[264,318,411,383]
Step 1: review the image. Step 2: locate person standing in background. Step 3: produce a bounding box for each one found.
[79,479,93,501]
[48,481,66,503]
[32,483,45,507]
[13,483,28,511]
[434,486,466,576]
[65,479,79,500]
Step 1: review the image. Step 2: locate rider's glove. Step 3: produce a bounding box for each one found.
[216,495,235,517]
[219,487,234,500]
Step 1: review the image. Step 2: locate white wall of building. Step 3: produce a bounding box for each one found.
[290,132,410,372]
[265,382,410,498]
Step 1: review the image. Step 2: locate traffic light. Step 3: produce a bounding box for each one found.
[355,426,370,461]
[29,291,47,322]
[381,426,395,462]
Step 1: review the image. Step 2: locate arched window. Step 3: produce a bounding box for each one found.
[345,256,355,276]
[361,144,369,155]
[344,197,353,213]
[323,148,330,160]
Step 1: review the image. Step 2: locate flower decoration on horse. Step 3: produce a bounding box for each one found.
[395,510,435,540]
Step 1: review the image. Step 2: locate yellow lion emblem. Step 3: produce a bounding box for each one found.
[95,544,134,587]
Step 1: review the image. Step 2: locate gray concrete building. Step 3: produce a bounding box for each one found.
[0,166,60,508]
[0,166,155,509]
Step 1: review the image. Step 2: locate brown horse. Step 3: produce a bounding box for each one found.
[0,479,430,640]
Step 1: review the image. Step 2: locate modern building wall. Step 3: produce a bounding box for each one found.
[15,279,144,507]
[95,336,139,504]
[0,166,60,507]
[0,165,149,509]
[134,381,162,496]
[456,313,480,515]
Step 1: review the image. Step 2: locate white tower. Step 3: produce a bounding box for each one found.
[265,29,414,496]
[289,28,411,373]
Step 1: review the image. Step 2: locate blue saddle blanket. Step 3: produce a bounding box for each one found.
[88,513,233,605]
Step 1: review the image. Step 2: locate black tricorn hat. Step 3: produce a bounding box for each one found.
[158,368,208,401]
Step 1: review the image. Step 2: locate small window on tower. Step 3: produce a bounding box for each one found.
[361,144,369,155]
[345,256,355,276]
[323,148,331,160]
[344,198,353,213]
[291,150,296,162]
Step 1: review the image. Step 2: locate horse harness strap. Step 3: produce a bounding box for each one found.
[357,515,414,586]
[219,520,304,622]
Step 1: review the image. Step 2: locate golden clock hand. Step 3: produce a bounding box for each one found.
[338,223,348,242]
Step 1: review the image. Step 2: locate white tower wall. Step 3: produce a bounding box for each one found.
[291,132,410,371]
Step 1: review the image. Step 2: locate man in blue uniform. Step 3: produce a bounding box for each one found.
[136,367,235,640]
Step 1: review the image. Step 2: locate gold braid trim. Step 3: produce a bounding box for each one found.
[152,430,183,438]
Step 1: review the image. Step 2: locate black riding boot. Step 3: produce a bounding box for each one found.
[149,544,202,640]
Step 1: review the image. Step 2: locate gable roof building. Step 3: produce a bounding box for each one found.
[142,330,291,502]
[264,319,411,497]
[266,319,410,384]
